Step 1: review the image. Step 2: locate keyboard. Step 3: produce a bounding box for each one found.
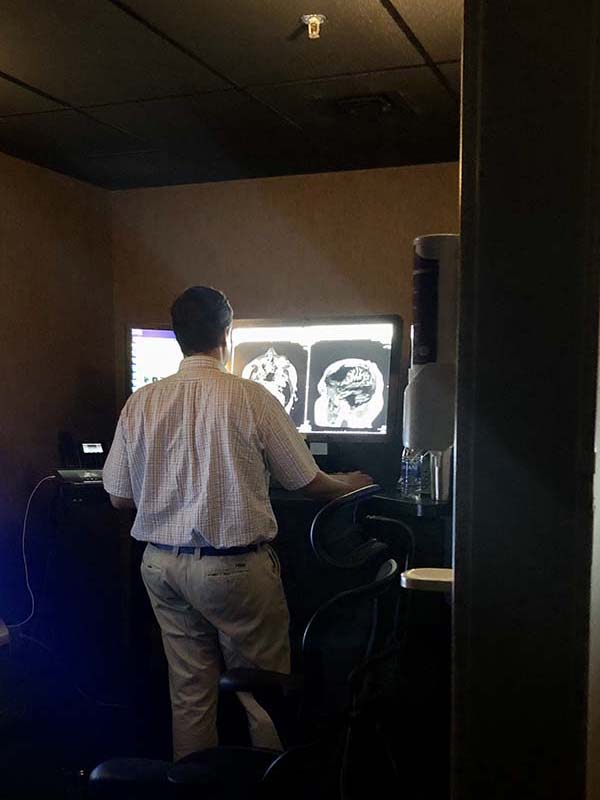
[54,469,103,484]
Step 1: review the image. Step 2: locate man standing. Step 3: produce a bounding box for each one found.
[103,286,374,761]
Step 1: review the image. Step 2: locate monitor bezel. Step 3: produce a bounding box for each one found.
[231,314,403,444]
[125,314,404,444]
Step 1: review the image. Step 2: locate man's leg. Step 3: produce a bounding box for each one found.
[206,546,291,750]
[234,690,285,751]
[140,545,222,761]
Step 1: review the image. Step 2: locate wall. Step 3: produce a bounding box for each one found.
[0,152,115,621]
[0,158,458,621]
[110,162,459,399]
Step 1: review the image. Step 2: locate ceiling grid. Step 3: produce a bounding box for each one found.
[0,0,461,188]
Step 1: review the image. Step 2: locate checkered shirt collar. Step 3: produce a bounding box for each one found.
[178,355,227,374]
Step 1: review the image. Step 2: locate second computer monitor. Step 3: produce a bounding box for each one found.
[230,316,402,439]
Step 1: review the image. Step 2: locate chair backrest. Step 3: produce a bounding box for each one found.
[299,558,399,724]
[310,489,415,658]
[310,484,388,569]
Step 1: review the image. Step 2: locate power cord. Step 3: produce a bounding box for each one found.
[7,474,57,630]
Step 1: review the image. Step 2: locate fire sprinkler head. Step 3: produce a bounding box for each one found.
[300,14,327,39]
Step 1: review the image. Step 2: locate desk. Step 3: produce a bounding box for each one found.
[269,488,451,567]
[360,489,452,568]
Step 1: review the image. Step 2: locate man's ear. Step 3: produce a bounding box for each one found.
[221,327,232,366]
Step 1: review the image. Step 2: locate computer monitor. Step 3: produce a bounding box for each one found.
[230,316,403,441]
[128,316,403,438]
[129,327,183,394]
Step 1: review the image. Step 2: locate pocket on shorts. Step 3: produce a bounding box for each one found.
[140,544,165,579]
[205,560,250,580]
[264,544,282,579]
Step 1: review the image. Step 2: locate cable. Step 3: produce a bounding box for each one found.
[7,474,57,629]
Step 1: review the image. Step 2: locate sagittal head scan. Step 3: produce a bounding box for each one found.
[314,359,385,429]
[242,347,299,413]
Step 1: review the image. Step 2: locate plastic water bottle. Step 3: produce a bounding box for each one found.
[399,447,422,500]
[399,448,433,501]
[419,451,432,498]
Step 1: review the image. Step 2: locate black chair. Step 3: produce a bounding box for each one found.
[310,484,415,653]
[89,486,413,800]
[309,484,389,570]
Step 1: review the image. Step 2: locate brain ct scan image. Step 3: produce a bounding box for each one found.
[242,346,299,414]
[307,338,391,433]
[314,358,385,429]
[232,339,308,427]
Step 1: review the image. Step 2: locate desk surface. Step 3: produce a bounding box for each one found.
[269,486,451,519]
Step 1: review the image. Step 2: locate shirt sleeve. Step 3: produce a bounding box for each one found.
[258,392,319,491]
[103,413,134,499]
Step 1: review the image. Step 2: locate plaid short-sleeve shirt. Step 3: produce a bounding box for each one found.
[103,356,319,547]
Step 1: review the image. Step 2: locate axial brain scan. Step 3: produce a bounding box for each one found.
[242,346,299,413]
[314,358,384,429]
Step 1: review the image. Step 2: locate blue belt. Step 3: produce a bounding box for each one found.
[149,542,259,556]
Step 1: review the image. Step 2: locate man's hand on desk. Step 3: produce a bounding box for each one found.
[327,471,376,491]
[300,470,375,501]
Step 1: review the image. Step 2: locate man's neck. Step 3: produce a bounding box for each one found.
[186,348,223,362]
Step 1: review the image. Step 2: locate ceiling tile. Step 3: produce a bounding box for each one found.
[63,150,211,190]
[0,76,62,116]
[387,0,462,61]
[251,66,459,170]
[0,110,149,169]
[118,0,426,85]
[0,0,226,107]
[68,145,332,190]
[87,91,329,178]
[252,65,459,131]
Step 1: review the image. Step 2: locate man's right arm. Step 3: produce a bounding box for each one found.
[300,470,376,501]
[258,389,375,499]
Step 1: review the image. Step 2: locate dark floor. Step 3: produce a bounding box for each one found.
[0,630,160,799]
[0,627,261,800]
[1,628,449,800]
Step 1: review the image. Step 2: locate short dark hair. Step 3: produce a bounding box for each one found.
[170,286,233,356]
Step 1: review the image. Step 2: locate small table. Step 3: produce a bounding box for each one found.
[401,567,453,592]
